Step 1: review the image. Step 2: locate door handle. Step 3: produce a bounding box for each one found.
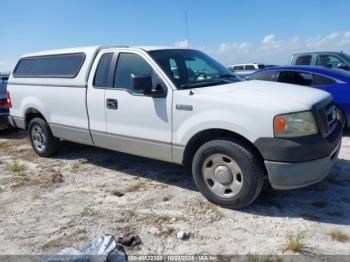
[106,99,118,109]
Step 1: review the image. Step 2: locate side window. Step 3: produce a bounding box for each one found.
[94,53,113,88]
[244,65,255,70]
[277,71,313,86]
[316,55,344,69]
[233,66,244,70]
[312,74,337,86]
[295,55,312,65]
[14,53,85,78]
[114,53,153,94]
[247,71,275,81]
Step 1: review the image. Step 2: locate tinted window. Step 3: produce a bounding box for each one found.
[295,55,312,65]
[316,55,344,69]
[14,53,85,78]
[114,53,152,93]
[257,64,265,69]
[277,71,312,86]
[94,53,113,87]
[247,71,275,81]
[245,65,255,70]
[312,74,336,86]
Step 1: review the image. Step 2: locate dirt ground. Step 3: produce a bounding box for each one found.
[0,129,349,257]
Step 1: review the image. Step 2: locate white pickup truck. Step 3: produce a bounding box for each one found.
[7,46,342,208]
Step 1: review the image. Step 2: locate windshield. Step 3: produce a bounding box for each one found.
[148,49,241,89]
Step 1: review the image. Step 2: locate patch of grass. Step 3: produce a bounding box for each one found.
[247,253,260,262]
[311,201,328,208]
[72,158,89,171]
[329,229,349,243]
[78,158,89,164]
[8,162,26,174]
[282,231,306,253]
[247,254,282,262]
[0,141,11,149]
[12,171,63,188]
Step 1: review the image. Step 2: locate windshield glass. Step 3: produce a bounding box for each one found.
[148,49,241,89]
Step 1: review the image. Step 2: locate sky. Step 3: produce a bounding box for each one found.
[1,0,350,72]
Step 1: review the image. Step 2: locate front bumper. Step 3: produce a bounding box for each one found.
[255,120,343,189]
[265,141,341,189]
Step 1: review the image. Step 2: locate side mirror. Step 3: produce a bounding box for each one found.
[338,63,350,71]
[131,74,166,98]
[131,74,153,92]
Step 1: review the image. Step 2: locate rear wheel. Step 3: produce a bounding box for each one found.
[29,118,59,157]
[192,139,265,209]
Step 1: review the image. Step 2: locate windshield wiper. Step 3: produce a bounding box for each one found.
[180,79,225,89]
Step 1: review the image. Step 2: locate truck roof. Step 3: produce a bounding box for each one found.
[21,45,189,58]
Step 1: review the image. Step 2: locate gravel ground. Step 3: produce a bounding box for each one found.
[0,129,349,256]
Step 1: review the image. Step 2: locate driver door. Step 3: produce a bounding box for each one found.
[103,51,173,162]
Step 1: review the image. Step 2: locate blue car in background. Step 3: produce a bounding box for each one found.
[246,66,350,128]
[0,74,10,130]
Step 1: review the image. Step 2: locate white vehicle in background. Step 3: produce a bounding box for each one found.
[7,46,342,209]
[228,63,266,78]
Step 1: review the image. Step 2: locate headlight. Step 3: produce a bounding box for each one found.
[274,111,318,137]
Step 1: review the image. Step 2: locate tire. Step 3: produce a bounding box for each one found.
[28,117,59,157]
[192,139,265,209]
[336,108,346,129]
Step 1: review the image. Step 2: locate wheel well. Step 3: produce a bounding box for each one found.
[183,129,266,172]
[25,108,46,129]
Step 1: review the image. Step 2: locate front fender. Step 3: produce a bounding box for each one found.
[173,109,273,146]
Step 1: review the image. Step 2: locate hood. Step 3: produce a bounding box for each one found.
[191,80,331,112]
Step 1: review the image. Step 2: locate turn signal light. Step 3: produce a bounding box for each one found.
[274,117,286,133]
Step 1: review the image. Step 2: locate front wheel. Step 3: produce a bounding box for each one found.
[192,139,265,209]
[29,118,60,157]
